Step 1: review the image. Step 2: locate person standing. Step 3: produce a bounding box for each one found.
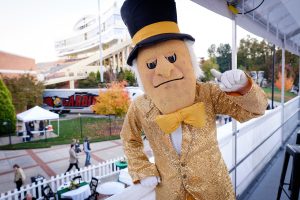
[75,139,81,153]
[65,144,80,173]
[13,164,26,191]
[83,137,91,166]
[39,120,45,136]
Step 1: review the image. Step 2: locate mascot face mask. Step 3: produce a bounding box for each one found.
[137,40,196,114]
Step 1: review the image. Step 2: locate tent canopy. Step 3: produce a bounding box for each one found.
[191,0,300,56]
[17,106,59,122]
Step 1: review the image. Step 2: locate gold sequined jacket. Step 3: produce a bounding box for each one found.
[120,81,268,200]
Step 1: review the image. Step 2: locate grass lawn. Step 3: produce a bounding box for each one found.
[0,116,123,150]
[262,87,297,102]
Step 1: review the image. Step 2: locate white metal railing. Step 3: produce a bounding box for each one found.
[0,157,123,200]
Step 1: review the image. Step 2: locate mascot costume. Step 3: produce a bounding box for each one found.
[120,0,268,199]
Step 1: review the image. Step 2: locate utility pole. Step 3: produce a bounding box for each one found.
[98,0,104,83]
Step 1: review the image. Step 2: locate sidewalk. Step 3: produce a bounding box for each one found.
[0,139,153,194]
[0,132,57,146]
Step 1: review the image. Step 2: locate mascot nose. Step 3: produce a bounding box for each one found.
[155,56,175,78]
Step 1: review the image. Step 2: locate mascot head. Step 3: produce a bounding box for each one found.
[121,0,202,114]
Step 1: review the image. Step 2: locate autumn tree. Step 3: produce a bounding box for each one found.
[275,64,294,91]
[92,81,130,117]
[275,49,299,86]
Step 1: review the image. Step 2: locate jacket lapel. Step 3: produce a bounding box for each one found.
[144,96,179,160]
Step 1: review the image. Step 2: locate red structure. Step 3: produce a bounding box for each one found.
[0,51,36,78]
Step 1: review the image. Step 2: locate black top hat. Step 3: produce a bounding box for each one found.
[121,0,195,66]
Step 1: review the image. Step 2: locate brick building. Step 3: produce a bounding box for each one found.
[0,51,37,78]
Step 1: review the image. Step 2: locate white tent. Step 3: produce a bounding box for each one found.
[17,106,60,136]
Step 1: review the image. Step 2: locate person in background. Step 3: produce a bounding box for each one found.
[65,144,80,173]
[25,122,33,140]
[83,137,91,166]
[13,164,26,191]
[29,121,35,132]
[75,139,81,153]
[39,120,45,136]
[71,138,76,145]
[23,193,36,200]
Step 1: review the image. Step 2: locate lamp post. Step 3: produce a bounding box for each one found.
[97,0,104,83]
[79,113,82,138]
[3,120,11,145]
[271,44,275,109]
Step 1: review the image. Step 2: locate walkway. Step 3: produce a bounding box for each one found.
[240,129,299,200]
[0,139,153,194]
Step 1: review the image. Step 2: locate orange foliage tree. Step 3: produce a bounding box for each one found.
[92,81,130,117]
[275,65,294,91]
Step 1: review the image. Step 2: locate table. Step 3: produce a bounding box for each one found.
[115,161,128,169]
[118,168,133,186]
[97,182,125,195]
[57,182,91,200]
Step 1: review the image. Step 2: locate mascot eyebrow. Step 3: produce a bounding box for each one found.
[146,53,177,69]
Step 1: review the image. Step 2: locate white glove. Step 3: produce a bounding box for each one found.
[140,176,160,187]
[211,69,248,92]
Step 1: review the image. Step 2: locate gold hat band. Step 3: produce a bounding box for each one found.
[132,21,180,45]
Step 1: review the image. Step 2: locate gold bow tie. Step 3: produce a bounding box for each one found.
[155,102,206,134]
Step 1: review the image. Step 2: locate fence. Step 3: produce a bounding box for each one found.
[52,115,124,139]
[0,157,124,200]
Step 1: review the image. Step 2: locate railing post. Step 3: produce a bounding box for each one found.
[231,13,238,196]
[50,176,55,192]
[281,37,285,145]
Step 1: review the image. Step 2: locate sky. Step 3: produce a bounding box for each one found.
[0,0,260,63]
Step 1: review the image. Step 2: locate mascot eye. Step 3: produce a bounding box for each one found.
[146,59,157,69]
[165,53,176,63]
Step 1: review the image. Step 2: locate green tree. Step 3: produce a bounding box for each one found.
[3,74,44,112]
[124,69,136,86]
[216,43,231,72]
[78,72,98,88]
[207,44,216,58]
[96,70,100,81]
[201,57,219,82]
[0,79,16,135]
[237,35,273,73]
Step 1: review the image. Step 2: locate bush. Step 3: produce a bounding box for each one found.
[0,79,16,136]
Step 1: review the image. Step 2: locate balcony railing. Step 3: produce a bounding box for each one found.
[105,96,300,199]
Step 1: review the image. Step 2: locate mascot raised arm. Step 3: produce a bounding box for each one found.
[120,0,268,199]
